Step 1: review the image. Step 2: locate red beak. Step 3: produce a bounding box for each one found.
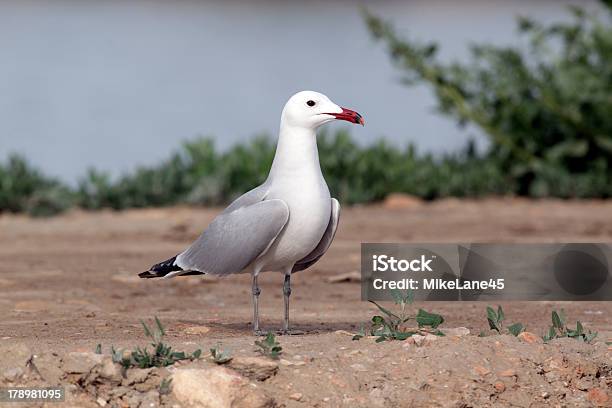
[327,107,365,126]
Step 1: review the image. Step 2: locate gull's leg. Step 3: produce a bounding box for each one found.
[282,270,292,334]
[252,269,263,335]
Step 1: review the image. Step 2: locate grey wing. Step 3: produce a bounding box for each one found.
[174,198,289,276]
[222,182,270,214]
[292,198,341,273]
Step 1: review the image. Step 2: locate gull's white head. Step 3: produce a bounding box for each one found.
[281,90,364,130]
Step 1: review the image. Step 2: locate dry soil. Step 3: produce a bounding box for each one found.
[1,198,611,407]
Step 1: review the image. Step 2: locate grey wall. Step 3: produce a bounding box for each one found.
[0,0,601,182]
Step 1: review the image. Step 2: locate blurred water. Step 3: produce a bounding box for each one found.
[0,0,600,182]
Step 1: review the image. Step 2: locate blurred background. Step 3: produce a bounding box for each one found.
[0,0,610,215]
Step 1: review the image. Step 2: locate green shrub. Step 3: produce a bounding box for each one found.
[0,125,606,216]
[319,131,512,203]
[0,131,545,215]
[68,130,514,211]
[0,154,72,216]
[365,1,612,197]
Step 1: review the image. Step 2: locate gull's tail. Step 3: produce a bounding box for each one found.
[139,255,205,279]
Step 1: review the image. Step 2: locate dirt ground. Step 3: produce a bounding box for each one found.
[1,197,611,407]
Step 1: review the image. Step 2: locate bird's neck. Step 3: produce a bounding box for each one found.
[269,124,321,179]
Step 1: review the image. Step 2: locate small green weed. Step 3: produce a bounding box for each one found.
[255,332,282,359]
[100,317,201,369]
[352,326,366,341]
[210,343,232,364]
[363,289,444,342]
[486,305,525,336]
[507,323,525,337]
[542,310,597,343]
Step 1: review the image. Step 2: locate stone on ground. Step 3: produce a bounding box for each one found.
[0,343,33,382]
[517,331,543,344]
[443,327,470,337]
[171,366,274,408]
[228,356,279,381]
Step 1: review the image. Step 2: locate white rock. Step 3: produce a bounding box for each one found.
[171,367,274,408]
[228,356,278,381]
[183,326,211,335]
[443,327,470,337]
[140,390,161,408]
[62,352,104,375]
[279,359,306,367]
[99,357,122,383]
[3,367,24,382]
[289,392,303,401]
[0,343,32,380]
[411,334,439,347]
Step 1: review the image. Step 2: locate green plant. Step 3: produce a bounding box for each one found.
[365,1,612,198]
[0,154,73,216]
[104,317,201,369]
[210,343,232,364]
[486,305,525,336]
[507,323,525,337]
[254,332,282,360]
[366,289,444,342]
[542,310,597,343]
[352,327,366,341]
[416,309,445,329]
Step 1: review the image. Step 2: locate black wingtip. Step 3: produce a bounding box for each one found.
[138,271,158,278]
[139,255,182,279]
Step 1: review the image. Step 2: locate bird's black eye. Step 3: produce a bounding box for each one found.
[306,100,316,107]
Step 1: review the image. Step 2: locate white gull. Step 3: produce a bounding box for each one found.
[140,90,364,334]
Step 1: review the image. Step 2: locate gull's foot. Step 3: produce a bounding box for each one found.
[277,329,305,336]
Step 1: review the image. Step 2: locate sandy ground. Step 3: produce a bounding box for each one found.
[1,198,611,407]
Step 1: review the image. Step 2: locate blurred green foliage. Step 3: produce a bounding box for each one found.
[0,131,512,216]
[0,154,73,216]
[318,130,511,202]
[365,1,612,197]
[75,136,275,210]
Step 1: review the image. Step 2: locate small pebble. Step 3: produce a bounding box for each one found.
[289,392,303,401]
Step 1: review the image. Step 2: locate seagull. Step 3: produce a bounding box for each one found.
[139,91,364,334]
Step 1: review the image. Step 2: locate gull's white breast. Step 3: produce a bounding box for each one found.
[257,173,331,271]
